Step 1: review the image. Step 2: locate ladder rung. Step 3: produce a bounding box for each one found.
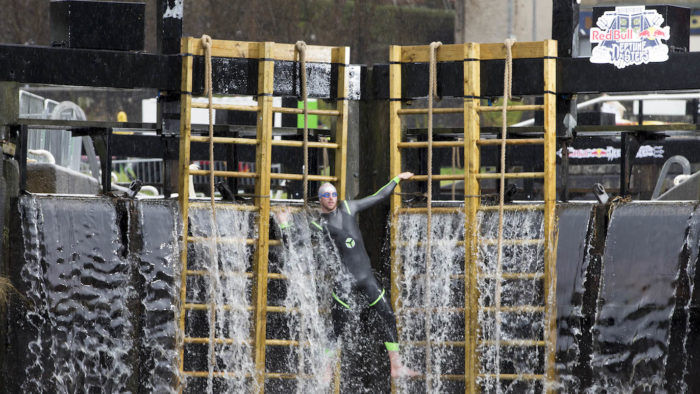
[478,373,545,380]
[477,138,544,146]
[478,272,544,280]
[478,339,545,347]
[397,141,464,149]
[478,204,544,211]
[476,172,545,180]
[181,370,324,380]
[184,337,250,345]
[186,269,253,278]
[191,102,259,112]
[481,306,544,313]
[190,136,259,145]
[187,236,257,245]
[182,371,252,378]
[402,340,465,347]
[184,303,253,311]
[189,202,259,211]
[183,304,310,313]
[396,240,465,247]
[397,207,463,214]
[271,140,339,149]
[477,104,545,112]
[395,205,545,214]
[272,107,341,116]
[271,173,337,182]
[184,270,287,279]
[402,273,465,281]
[404,374,466,381]
[402,307,464,313]
[410,174,463,182]
[480,238,543,246]
[184,338,307,347]
[189,169,258,179]
[396,107,463,115]
[265,372,313,380]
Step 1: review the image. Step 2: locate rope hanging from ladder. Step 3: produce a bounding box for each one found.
[200,34,219,386]
[494,37,516,385]
[295,41,310,208]
[201,35,216,215]
[424,40,441,390]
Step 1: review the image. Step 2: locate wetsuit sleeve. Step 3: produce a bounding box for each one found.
[346,176,400,214]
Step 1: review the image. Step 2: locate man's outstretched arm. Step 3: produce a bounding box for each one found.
[347,172,413,214]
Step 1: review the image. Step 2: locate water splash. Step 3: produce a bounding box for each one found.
[186,206,257,393]
[271,209,342,393]
[395,211,466,393]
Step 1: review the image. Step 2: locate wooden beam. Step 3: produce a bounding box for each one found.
[463,42,481,394]
[542,39,559,394]
[252,41,274,394]
[334,46,350,200]
[388,44,403,394]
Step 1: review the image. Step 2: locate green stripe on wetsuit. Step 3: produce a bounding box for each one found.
[384,342,399,351]
[371,176,401,197]
[369,288,385,307]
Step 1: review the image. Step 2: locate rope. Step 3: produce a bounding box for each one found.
[201,34,218,393]
[295,41,310,208]
[494,38,515,390]
[201,35,216,214]
[424,40,441,391]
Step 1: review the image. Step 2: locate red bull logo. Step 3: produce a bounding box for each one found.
[590,6,671,69]
[590,28,635,43]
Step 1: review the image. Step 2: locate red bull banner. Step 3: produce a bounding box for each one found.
[590,6,670,69]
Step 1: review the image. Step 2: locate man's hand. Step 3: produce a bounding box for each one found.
[397,172,414,180]
[274,209,291,226]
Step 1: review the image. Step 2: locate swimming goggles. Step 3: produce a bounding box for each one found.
[319,192,338,198]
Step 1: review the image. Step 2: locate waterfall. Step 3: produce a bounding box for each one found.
[134,200,181,393]
[17,196,134,393]
[395,211,466,393]
[185,206,256,393]
[270,209,342,393]
[588,203,694,392]
[476,208,544,393]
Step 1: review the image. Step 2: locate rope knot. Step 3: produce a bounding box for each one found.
[429,42,442,100]
[295,41,307,54]
[201,34,212,49]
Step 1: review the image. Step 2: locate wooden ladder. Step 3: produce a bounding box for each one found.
[177,37,349,393]
[389,40,558,393]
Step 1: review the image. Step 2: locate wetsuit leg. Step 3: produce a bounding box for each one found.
[331,292,351,342]
[355,274,399,350]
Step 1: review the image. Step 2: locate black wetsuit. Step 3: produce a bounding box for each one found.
[310,176,401,352]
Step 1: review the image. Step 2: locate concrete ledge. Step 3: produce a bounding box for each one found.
[26,163,99,194]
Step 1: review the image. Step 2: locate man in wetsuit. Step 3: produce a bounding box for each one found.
[310,172,418,378]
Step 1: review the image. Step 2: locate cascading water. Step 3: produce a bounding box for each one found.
[16,196,134,393]
[553,204,595,393]
[476,208,544,393]
[134,200,181,393]
[269,209,342,393]
[395,211,466,393]
[185,206,256,393]
[587,203,695,393]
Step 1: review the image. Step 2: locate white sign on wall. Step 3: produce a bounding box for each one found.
[590,6,670,69]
